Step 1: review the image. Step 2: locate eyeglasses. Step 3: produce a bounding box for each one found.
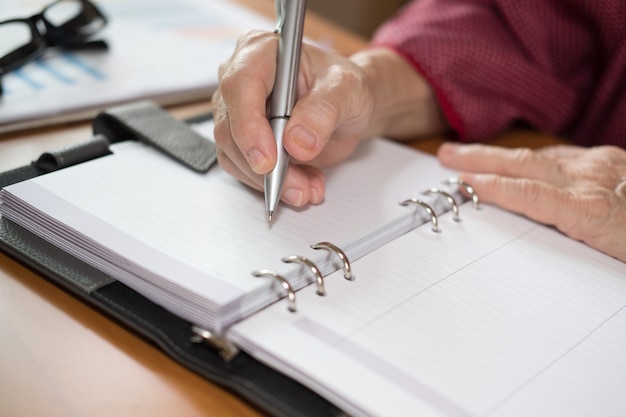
[0,0,108,94]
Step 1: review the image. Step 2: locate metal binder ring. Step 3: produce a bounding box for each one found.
[310,242,354,281]
[399,198,440,233]
[190,325,239,362]
[252,269,297,312]
[423,188,461,221]
[282,255,325,296]
[445,178,480,209]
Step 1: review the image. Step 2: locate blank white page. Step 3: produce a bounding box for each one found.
[229,203,626,417]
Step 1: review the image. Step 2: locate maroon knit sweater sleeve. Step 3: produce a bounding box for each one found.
[371,0,626,147]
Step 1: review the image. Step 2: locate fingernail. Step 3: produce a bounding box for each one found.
[246,148,267,173]
[289,125,317,151]
[310,187,321,205]
[282,188,304,206]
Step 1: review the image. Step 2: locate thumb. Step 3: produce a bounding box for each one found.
[283,91,342,162]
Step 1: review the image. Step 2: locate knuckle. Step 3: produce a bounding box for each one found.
[586,191,615,217]
[510,147,536,167]
[329,63,361,85]
[593,146,626,170]
[591,144,623,157]
[560,191,612,239]
[216,148,234,174]
[516,178,543,211]
[315,95,342,121]
[616,181,626,199]
[219,67,239,93]
[236,29,269,48]
[212,119,230,148]
[326,63,369,101]
[511,147,567,182]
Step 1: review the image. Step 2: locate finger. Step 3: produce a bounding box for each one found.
[213,97,242,171]
[280,164,326,207]
[535,144,588,159]
[284,90,342,162]
[212,88,229,136]
[218,32,280,174]
[438,143,567,186]
[217,145,325,207]
[216,145,263,191]
[458,172,579,235]
[283,50,372,162]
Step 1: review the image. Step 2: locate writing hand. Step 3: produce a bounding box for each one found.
[212,30,375,207]
[438,142,626,262]
[213,30,447,207]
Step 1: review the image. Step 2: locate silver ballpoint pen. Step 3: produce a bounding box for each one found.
[265,0,307,223]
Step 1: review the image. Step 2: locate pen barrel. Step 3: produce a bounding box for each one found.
[269,0,306,118]
[265,116,290,213]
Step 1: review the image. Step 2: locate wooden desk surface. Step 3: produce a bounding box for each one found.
[0,2,565,417]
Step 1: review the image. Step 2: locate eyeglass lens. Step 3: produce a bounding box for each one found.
[44,1,84,27]
[0,22,34,58]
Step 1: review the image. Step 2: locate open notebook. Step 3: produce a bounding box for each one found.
[0,135,460,334]
[2,129,625,417]
[230,201,626,416]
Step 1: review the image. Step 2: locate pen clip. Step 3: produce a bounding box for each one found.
[274,0,285,33]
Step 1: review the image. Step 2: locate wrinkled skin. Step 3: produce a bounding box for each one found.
[438,143,626,262]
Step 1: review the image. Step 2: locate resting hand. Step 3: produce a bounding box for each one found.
[437,143,626,263]
[213,30,446,207]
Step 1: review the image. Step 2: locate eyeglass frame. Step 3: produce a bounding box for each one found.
[0,0,108,89]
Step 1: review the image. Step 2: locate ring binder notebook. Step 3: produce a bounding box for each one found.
[251,184,473,315]
[2,108,625,417]
[246,185,466,313]
[0,127,462,332]
[255,185,470,313]
[228,185,626,417]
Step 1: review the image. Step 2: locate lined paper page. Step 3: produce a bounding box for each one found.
[229,203,626,417]
[1,137,458,330]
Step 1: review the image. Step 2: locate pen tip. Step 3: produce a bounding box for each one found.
[267,211,274,223]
